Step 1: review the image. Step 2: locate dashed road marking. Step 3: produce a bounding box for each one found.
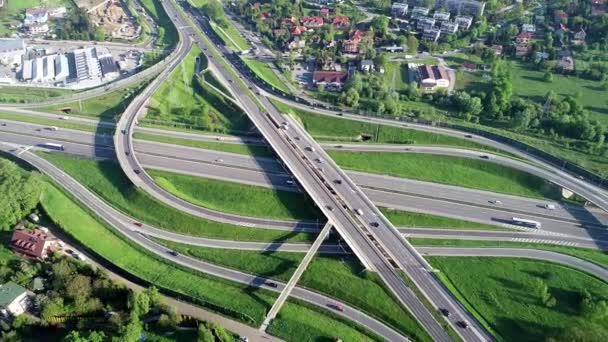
[510,237,579,247]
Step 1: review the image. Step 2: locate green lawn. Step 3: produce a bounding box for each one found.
[209,20,251,52]
[381,208,507,231]
[139,0,179,48]
[146,169,322,220]
[38,152,315,243]
[242,58,291,94]
[146,46,252,134]
[268,300,383,342]
[329,151,560,199]
[134,132,274,157]
[0,112,108,133]
[202,70,232,97]
[384,62,410,91]
[39,181,275,326]
[428,256,608,341]
[272,100,496,150]
[147,240,431,341]
[411,238,608,269]
[0,85,78,104]
[37,81,150,121]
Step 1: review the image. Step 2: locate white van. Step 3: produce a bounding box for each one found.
[544,204,556,210]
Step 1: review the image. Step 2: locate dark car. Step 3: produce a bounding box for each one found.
[480,155,490,159]
[329,303,344,312]
[167,250,178,257]
[125,151,130,156]
[456,321,469,329]
[333,179,343,185]
[439,308,450,317]
[133,222,143,227]
[326,205,334,211]
[370,222,379,228]
[134,169,141,174]
[266,282,278,288]
[464,134,473,138]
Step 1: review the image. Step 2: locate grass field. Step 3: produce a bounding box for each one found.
[0,85,78,104]
[268,300,383,342]
[428,256,608,341]
[381,208,506,230]
[411,238,608,268]
[148,240,431,341]
[242,58,291,94]
[139,0,179,48]
[384,62,410,91]
[329,151,559,199]
[209,20,251,52]
[38,152,315,243]
[272,100,497,150]
[133,132,274,157]
[147,169,322,220]
[154,239,303,282]
[146,46,253,134]
[0,112,108,133]
[202,70,232,97]
[38,81,150,121]
[39,181,276,326]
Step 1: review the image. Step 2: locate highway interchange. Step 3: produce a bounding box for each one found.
[1,0,608,340]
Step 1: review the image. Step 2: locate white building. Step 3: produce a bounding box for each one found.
[411,7,430,19]
[433,11,451,22]
[73,47,102,81]
[54,54,69,81]
[422,27,441,41]
[360,59,374,72]
[417,17,436,30]
[440,21,458,34]
[391,3,409,17]
[454,16,473,30]
[0,39,26,66]
[0,282,28,317]
[522,24,536,33]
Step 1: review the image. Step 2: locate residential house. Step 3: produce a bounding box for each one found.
[332,16,350,28]
[342,39,359,53]
[558,56,575,72]
[28,23,49,34]
[440,21,458,35]
[10,225,58,259]
[515,44,530,57]
[391,3,409,17]
[380,45,404,52]
[522,24,536,33]
[433,11,451,22]
[0,38,26,66]
[454,16,473,30]
[416,17,435,30]
[573,28,586,44]
[411,7,430,19]
[0,282,28,317]
[515,31,532,45]
[312,71,348,90]
[422,27,441,41]
[417,64,450,93]
[302,16,324,28]
[24,7,48,25]
[320,8,330,17]
[281,17,298,27]
[291,25,308,36]
[288,37,306,50]
[535,15,545,25]
[360,59,374,72]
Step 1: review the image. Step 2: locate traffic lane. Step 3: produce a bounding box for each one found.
[366,187,608,241]
[400,228,608,250]
[133,140,284,174]
[0,130,115,159]
[6,144,403,342]
[418,247,608,283]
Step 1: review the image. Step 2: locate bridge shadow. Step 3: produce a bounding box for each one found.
[562,202,608,251]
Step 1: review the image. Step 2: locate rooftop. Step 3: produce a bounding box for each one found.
[0,282,26,307]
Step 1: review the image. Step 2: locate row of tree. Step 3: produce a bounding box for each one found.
[0,159,41,231]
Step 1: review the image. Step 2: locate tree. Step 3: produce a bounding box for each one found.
[370,16,389,36]
[406,35,419,54]
[197,324,214,342]
[339,88,360,107]
[144,286,162,307]
[129,291,151,317]
[66,275,92,301]
[0,160,41,231]
[373,53,388,70]
[544,71,553,82]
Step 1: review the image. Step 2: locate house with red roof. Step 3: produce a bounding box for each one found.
[320,8,330,17]
[291,25,308,36]
[515,31,532,45]
[332,16,350,28]
[10,225,58,259]
[281,17,298,27]
[312,71,348,90]
[302,16,324,28]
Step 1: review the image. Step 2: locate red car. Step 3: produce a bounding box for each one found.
[330,303,344,312]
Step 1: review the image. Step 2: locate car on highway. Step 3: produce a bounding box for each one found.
[49,126,58,131]
[489,200,502,205]
[480,155,490,159]
[133,222,143,227]
[370,221,379,228]
[333,179,342,185]
[286,180,294,185]
[326,205,334,211]
[329,303,344,312]
[167,250,179,257]
[355,209,363,216]
[125,151,130,156]
[0,122,5,126]
[456,321,469,329]
[266,282,278,288]
[464,134,473,138]
[134,169,141,174]
[305,146,315,152]
[60,116,70,120]
[439,308,450,317]
[543,204,556,210]
[315,158,323,163]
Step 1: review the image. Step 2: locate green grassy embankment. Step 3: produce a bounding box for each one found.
[0,85,78,104]
[428,256,608,341]
[329,152,560,200]
[0,112,106,133]
[242,58,291,94]
[139,0,179,48]
[134,132,274,157]
[147,169,322,220]
[381,208,506,231]
[38,152,315,243]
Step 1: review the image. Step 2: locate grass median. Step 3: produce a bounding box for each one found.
[411,238,608,269]
[134,132,274,157]
[147,168,322,221]
[38,152,315,243]
[0,86,79,104]
[242,58,291,94]
[428,256,608,341]
[381,208,506,231]
[330,152,559,200]
[0,112,108,134]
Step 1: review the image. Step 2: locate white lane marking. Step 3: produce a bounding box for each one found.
[509,237,579,247]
